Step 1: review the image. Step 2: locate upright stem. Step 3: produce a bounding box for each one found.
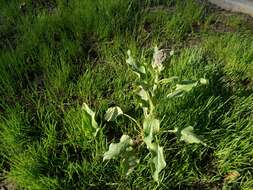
[152,70,160,93]
[150,71,159,115]
[148,96,155,116]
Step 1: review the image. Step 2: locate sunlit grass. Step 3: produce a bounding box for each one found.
[0,0,253,189]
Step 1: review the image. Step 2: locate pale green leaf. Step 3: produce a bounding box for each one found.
[167,90,185,98]
[126,50,135,66]
[167,81,198,98]
[103,135,133,161]
[138,86,149,102]
[136,86,150,116]
[105,106,123,121]
[200,78,208,85]
[143,117,160,151]
[136,65,146,74]
[82,103,99,137]
[126,50,146,77]
[143,116,165,182]
[169,50,175,56]
[158,76,179,85]
[175,81,198,92]
[150,144,166,182]
[180,126,206,145]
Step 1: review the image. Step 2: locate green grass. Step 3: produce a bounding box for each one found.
[1,0,253,189]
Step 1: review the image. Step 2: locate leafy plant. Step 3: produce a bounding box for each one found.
[103,46,207,182]
[81,103,100,138]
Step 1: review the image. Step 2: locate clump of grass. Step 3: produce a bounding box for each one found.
[1,0,253,189]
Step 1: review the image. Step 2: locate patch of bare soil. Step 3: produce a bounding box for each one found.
[0,179,16,190]
[20,0,57,14]
[204,0,253,32]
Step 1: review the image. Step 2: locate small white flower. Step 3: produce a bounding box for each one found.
[152,46,166,71]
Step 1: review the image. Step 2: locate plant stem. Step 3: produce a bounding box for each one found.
[123,113,142,130]
[152,71,159,92]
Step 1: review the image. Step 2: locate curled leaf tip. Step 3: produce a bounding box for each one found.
[200,78,208,85]
[103,135,133,161]
[105,106,123,121]
[180,126,206,146]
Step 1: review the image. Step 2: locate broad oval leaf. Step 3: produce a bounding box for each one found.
[126,50,135,66]
[126,50,146,78]
[143,117,165,182]
[167,81,198,98]
[143,117,160,151]
[138,86,149,102]
[105,106,123,121]
[150,144,166,182]
[200,78,208,85]
[103,135,133,161]
[175,81,198,92]
[137,65,146,74]
[82,103,99,137]
[180,126,206,146]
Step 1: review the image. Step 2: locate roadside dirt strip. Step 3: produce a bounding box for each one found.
[209,0,253,17]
